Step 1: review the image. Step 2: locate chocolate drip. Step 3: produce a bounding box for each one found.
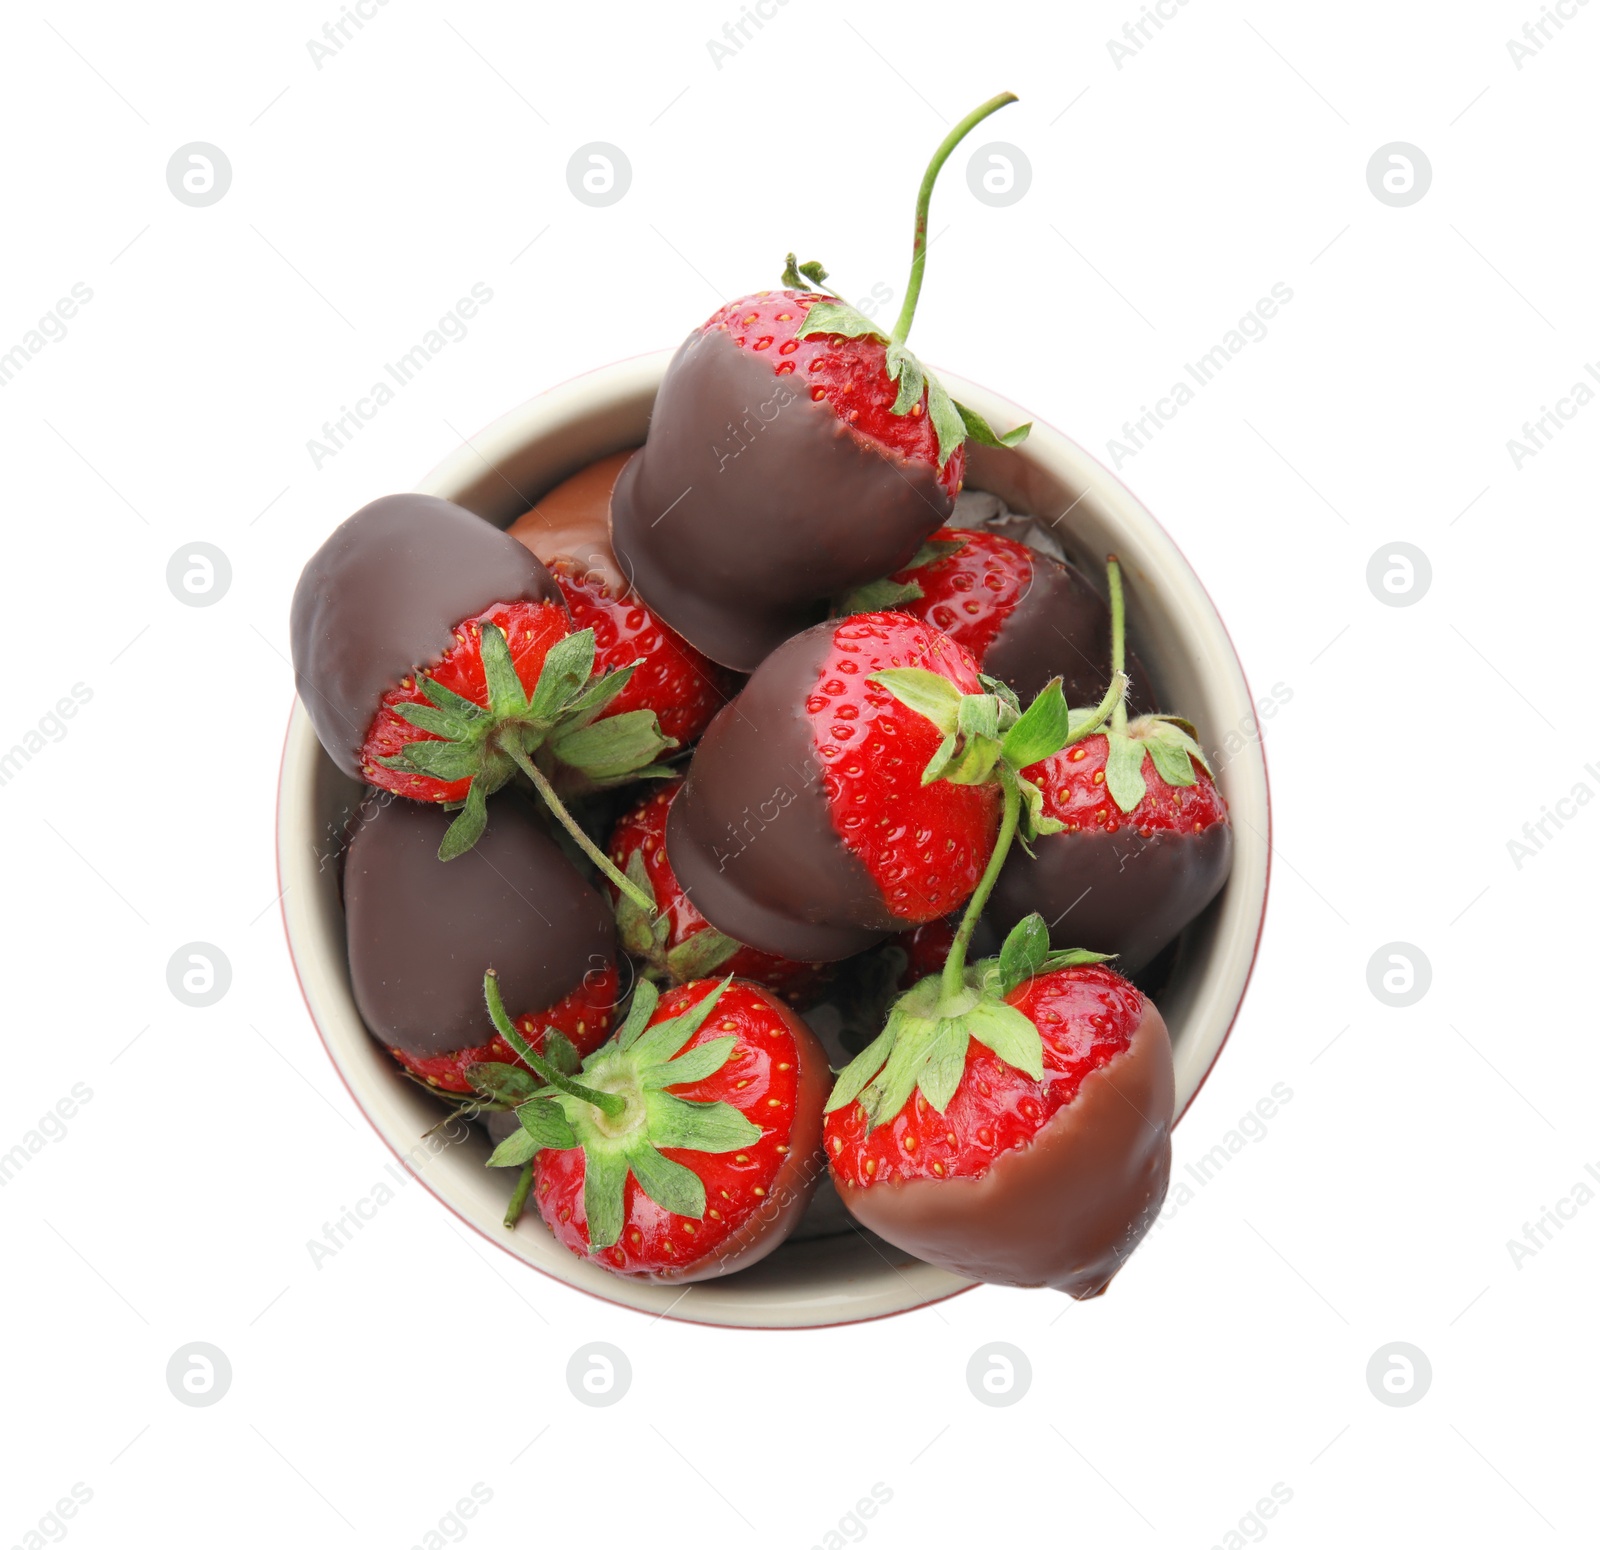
[291,493,562,777]
[506,448,634,593]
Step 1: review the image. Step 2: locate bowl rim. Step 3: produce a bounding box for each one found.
[275,349,1271,1328]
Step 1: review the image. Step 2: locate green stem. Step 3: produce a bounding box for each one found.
[504,1158,535,1229]
[484,972,627,1119]
[890,92,1019,346]
[1107,555,1129,738]
[1072,668,1127,748]
[942,764,1022,1001]
[502,741,656,914]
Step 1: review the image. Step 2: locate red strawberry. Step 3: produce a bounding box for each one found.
[483,975,829,1282]
[344,795,620,1095]
[844,522,1157,710]
[826,936,1173,1298]
[609,93,1031,670]
[291,493,673,900]
[990,558,1232,972]
[700,291,965,501]
[551,561,733,750]
[607,781,833,1006]
[666,612,1007,962]
[506,451,736,751]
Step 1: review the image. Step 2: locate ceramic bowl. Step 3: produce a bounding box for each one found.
[276,352,1270,1328]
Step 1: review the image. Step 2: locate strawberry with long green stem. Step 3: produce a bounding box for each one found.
[988,557,1233,972]
[610,93,1033,671]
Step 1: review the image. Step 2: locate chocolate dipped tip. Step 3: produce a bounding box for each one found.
[343,793,616,1060]
[989,821,1233,975]
[664,622,901,964]
[609,326,951,671]
[506,448,634,593]
[291,493,563,778]
[834,998,1174,1298]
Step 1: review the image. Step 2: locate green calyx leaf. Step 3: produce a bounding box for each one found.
[547,709,677,783]
[795,298,884,344]
[624,1139,705,1220]
[582,1142,629,1250]
[780,253,831,290]
[645,1091,762,1152]
[1104,731,1148,813]
[614,980,662,1050]
[1000,677,1072,770]
[615,852,667,960]
[542,1029,581,1077]
[515,1096,578,1151]
[838,536,969,615]
[462,1060,539,1106]
[965,1001,1044,1081]
[869,668,965,734]
[954,399,1031,449]
[1091,714,1215,815]
[997,913,1049,996]
[381,623,673,861]
[663,928,741,983]
[487,1127,540,1168]
[641,1034,739,1090]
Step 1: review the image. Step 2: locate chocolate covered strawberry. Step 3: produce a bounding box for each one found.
[667,610,1126,962]
[844,523,1151,709]
[344,794,618,1094]
[607,781,832,1006]
[484,975,828,1283]
[827,916,1173,1297]
[989,558,1232,972]
[507,453,735,750]
[611,93,1030,670]
[291,493,670,901]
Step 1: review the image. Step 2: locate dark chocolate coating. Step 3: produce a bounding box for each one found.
[666,623,899,963]
[610,327,951,670]
[985,550,1156,714]
[291,493,563,777]
[836,998,1174,1298]
[506,448,633,593]
[343,795,615,1058]
[989,821,1233,975]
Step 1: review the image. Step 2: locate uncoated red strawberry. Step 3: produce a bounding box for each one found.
[484,977,829,1283]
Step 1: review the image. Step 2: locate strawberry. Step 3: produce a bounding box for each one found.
[506,451,736,751]
[989,558,1232,972]
[291,493,672,903]
[607,780,834,1006]
[610,93,1031,670]
[843,523,1151,709]
[343,794,619,1095]
[826,918,1174,1298]
[667,609,1126,962]
[482,975,828,1282]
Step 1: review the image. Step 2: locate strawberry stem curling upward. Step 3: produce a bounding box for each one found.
[825,665,1126,1128]
[786,92,1033,470]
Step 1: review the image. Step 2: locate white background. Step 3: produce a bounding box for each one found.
[3,1,1596,1545]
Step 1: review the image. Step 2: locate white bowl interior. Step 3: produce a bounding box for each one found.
[277,353,1270,1328]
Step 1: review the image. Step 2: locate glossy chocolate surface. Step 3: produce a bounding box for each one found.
[666,623,900,962]
[989,821,1233,975]
[610,327,950,670]
[836,998,1174,1298]
[291,493,562,777]
[506,448,633,593]
[344,794,615,1057]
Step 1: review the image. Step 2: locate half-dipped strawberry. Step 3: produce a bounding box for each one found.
[989,558,1232,972]
[343,794,618,1093]
[611,94,1030,669]
[507,452,735,750]
[667,609,1126,963]
[485,976,828,1283]
[291,492,672,894]
[606,780,833,1007]
[666,613,999,962]
[844,521,1152,709]
[827,918,1173,1298]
